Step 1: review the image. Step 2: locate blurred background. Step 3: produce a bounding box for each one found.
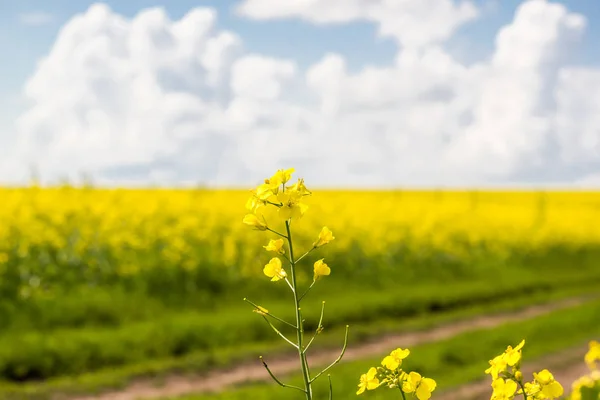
[0,0,599,399]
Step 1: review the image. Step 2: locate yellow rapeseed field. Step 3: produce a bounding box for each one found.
[1,186,599,298]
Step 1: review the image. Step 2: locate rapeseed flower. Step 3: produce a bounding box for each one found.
[263,258,287,281]
[313,259,331,281]
[585,340,600,370]
[314,226,335,248]
[402,371,437,400]
[263,239,285,254]
[357,367,379,395]
[277,190,308,221]
[381,348,410,371]
[270,168,295,186]
[491,378,518,400]
[534,369,563,399]
[243,214,268,231]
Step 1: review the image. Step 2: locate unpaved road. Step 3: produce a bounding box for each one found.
[68,296,590,400]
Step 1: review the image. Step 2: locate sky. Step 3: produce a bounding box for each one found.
[1,0,600,188]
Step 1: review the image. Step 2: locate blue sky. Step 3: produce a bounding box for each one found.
[3,0,599,107]
[1,0,600,186]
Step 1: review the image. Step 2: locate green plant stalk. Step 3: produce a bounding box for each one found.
[285,220,312,400]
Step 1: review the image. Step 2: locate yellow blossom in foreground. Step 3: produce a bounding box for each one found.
[270,168,295,186]
[263,239,285,254]
[288,178,311,196]
[491,378,518,400]
[534,370,564,399]
[357,367,379,395]
[381,348,410,371]
[245,194,266,213]
[402,372,437,400]
[313,226,335,248]
[277,190,308,221]
[243,214,268,231]
[585,340,600,370]
[263,258,287,281]
[486,354,508,380]
[504,339,525,367]
[313,259,331,281]
[485,340,525,379]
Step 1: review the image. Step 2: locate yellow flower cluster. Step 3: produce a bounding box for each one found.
[485,340,563,400]
[243,169,335,283]
[357,347,437,400]
[242,168,344,400]
[570,340,600,400]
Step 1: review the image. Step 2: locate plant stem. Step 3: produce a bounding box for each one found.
[285,220,312,400]
[398,387,408,400]
[517,380,528,400]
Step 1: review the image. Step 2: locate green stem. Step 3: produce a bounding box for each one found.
[517,380,528,400]
[285,220,312,400]
[266,227,288,239]
[295,247,314,264]
[260,356,306,394]
[243,298,297,329]
[398,386,408,400]
[310,325,349,383]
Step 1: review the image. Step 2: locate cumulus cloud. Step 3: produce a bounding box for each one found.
[236,0,479,49]
[3,0,600,187]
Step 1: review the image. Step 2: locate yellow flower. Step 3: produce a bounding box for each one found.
[243,214,268,231]
[263,239,285,254]
[263,258,287,281]
[277,191,308,221]
[402,372,437,400]
[585,340,600,370]
[540,381,563,399]
[313,226,335,248]
[381,348,410,371]
[534,369,555,386]
[485,340,524,379]
[255,183,279,201]
[288,178,312,196]
[313,259,331,281]
[245,193,266,213]
[485,354,508,380]
[504,339,525,367]
[252,306,269,315]
[357,367,379,395]
[533,369,564,399]
[491,378,518,400]
[270,168,295,186]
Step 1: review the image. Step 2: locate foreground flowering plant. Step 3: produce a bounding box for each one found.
[357,348,437,399]
[243,168,346,399]
[485,339,563,400]
[570,340,600,400]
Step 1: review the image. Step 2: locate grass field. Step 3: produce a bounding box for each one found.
[166,299,600,399]
[0,186,599,398]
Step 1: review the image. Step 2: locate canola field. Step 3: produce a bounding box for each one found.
[0,186,600,393]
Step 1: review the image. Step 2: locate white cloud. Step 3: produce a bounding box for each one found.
[236,0,479,49]
[3,0,600,187]
[19,12,54,26]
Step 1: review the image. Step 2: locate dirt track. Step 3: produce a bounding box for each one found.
[69,296,590,400]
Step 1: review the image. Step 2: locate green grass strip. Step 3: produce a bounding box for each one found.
[0,284,597,400]
[167,299,600,400]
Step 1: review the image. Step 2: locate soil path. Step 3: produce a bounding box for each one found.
[439,344,591,400]
[70,296,589,400]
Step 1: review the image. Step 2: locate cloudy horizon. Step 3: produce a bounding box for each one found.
[1,0,600,188]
